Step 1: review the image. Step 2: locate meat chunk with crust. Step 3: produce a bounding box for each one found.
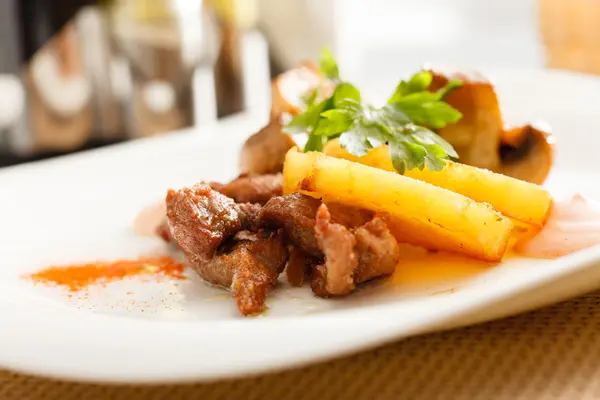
[311,204,401,298]
[353,217,401,283]
[259,193,373,256]
[313,205,357,296]
[239,121,296,175]
[165,183,259,258]
[165,182,286,315]
[327,203,374,229]
[260,193,322,256]
[285,247,319,287]
[158,198,260,245]
[156,220,172,242]
[210,173,283,205]
[166,183,243,261]
[157,172,279,245]
[260,194,397,294]
[211,231,288,315]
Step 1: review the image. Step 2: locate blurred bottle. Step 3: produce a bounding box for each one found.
[207,0,258,117]
[25,22,94,152]
[0,0,266,165]
[540,0,600,74]
[77,5,127,143]
[0,0,127,162]
[110,0,219,137]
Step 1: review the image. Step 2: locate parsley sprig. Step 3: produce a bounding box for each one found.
[284,49,464,174]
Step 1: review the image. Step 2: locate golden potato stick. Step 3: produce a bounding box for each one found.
[283,149,514,261]
[507,218,541,250]
[323,139,552,227]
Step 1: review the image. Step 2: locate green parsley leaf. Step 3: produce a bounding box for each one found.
[389,141,422,174]
[333,83,361,106]
[375,104,411,127]
[436,79,463,100]
[410,126,459,159]
[391,94,463,129]
[301,88,319,108]
[284,97,332,135]
[338,123,385,157]
[388,71,434,103]
[313,109,354,137]
[388,72,463,129]
[283,49,464,173]
[304,133,326,152]
[320,104,456,172]
[320,48,340,81]
[284,110,317,135]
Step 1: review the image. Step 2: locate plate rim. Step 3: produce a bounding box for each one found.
[2,68,600,384]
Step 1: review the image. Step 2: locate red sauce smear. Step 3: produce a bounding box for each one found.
[27,256,186,291]
[516,194,600,259]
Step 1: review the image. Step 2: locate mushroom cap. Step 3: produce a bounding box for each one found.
[499,123,555,185]
[428,68,554,185]
[428,69,504,171]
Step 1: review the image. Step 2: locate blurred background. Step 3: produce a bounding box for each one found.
[0,0,585,167]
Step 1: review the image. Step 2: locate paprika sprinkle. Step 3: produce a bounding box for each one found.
[27,256,187,291]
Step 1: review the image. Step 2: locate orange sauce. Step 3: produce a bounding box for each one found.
[27,256,186,291]
[516,194,600,259]
[390,244,493,289]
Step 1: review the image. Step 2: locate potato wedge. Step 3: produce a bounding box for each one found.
[508,218,541,249]
[283,149,514,261]
[322,139,552,227]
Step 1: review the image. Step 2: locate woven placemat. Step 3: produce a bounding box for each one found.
[2,292,600,400]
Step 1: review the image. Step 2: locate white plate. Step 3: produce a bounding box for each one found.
[1,69,600,384]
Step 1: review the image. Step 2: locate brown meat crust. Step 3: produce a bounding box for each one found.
[353,217,401,283]
[218,231,288,315]
[239,122,296,175]
[156,220,172,242]
[259,193,373,256]
[210,173,283,205]
[166,183,243,265]
[165,184,399,309]
[286,247,320,287]
[165,182,286,315]
[311,205,401,298]
[314,204,358,296]
[260,193,322,256]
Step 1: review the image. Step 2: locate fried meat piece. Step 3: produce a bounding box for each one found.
[165,182,286,315]
[239,122,296,175]
[260,193,322,256]
[314,205,358,295]
[213,231,288,315]
[285,247,318,287]
[312,204,401,298]
[156,220,172,242]
[210,173,283,205]
[260,193,373,256]
[353,217,401,283]
[260,194,398,295]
